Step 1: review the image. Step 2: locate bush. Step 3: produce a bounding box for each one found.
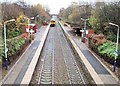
[106,31,117,42]
[97,41,116,58]
[89,37,120,66]
[2,36,26,65]
[0,46,4,64]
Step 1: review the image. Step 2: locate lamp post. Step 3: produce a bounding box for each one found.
[30,15,39,25]
[27,17,31,42]
[35,15,39,24]
[4,19,15,70]
[28,18,30,30]
[109,22,119,72]
[81,18,89,42]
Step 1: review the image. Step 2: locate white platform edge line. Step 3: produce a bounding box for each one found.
[1,37,35,85]
[63,22,119,83]
[87,46,119,82]
[21,24,50,84]
[59,21,104,84]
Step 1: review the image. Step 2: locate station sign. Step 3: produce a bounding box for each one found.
[114,50,118,57]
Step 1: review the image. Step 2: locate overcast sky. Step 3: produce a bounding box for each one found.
[0,0,118,14]
[0,0,96,14]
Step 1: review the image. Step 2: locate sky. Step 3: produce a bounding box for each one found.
[30,0,80,14]
[0,0,117,14]
[0,0,95,14]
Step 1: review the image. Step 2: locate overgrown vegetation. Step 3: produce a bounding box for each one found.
[59,2,91,27]
[98,41,118,58]
[1,36,27,65]
[90,2,120,42]
[1,0,50,65]
[59,1,120,42]
[89,38,120,66]
[59,1,120,66]
[2,1,50,22]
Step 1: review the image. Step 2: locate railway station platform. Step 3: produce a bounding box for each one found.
[1,26,49,85]
[61,23,119,85]
[1,21,119,85]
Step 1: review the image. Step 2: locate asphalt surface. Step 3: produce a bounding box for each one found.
[14,41,40,84]
[30,23,87,84]
[1,23,118,85]
[75,40,109,74]
[2,26,47,84]
[64,26,118,84]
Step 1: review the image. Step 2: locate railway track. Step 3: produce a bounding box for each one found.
[57,24,85,84]
[37,26,54,84]
[30,22,88,85]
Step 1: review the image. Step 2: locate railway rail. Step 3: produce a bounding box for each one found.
[38,26,54,84]
[1,19,118,85]
[30,21,91,85]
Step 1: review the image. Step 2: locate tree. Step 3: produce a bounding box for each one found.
[90,1,120,42]
[1,1,50,28]
[2,2,23,21]
[59,2,92,26]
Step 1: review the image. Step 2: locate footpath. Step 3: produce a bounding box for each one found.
[1,26,48,85]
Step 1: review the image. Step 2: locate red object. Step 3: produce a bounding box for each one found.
[20,33,28,39]
[86,30,94,38]
[33,25,37,33]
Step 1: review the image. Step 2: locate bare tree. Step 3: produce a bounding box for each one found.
[59,1,92,25]
[2,2,23,21]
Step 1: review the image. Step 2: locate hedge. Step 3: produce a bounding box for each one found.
[89,39,120,66]
[1,36,27,65]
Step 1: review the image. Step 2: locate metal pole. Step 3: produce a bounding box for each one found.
[35,15,39,25]
[84,20,87,37]
[109,23,119,72]
[81,18,89,42]
[4,19,15,70]
[35,17,36,24]
[114,25,119,72]
[28,18,29,29]
[116,26,119,53]
[27,18,30,42]
[4,22,8,70]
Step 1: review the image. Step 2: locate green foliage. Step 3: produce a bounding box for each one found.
[59,3,92,24]
[106,31,116,42]
[91,2,120,42]
[6,22,22,39]
[0,46,5,62]
[89,38,120,65]
[1,36,26,65]
[97,41,117,58]
[6,37,26,57]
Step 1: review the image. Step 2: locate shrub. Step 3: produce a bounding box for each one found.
[2,36,26,65]
[89,36,120,66]
[97,41,116,58]
[0,46,4,64]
